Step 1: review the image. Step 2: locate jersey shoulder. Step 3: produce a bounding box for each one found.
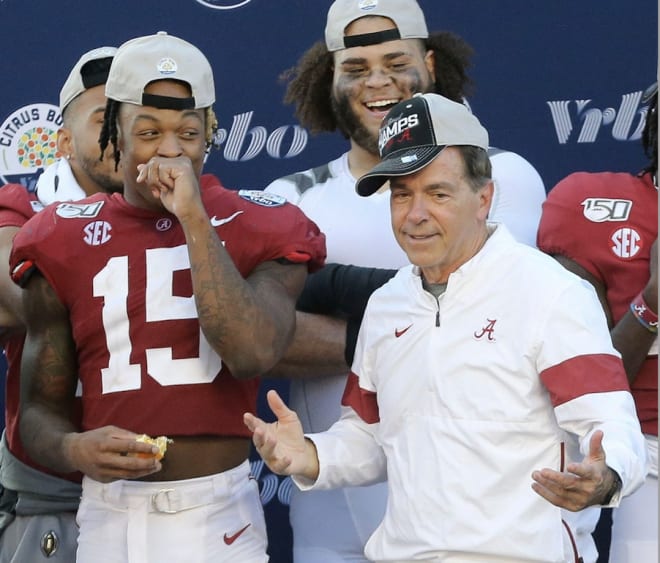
[489,148,544,184]
[206,184,313,221]
[12,194,110,259]
[200,173,224,191]
[538,170,655,261]
[541,171,652,229]
[200,184,326,269]
[265,155,344,201]
[547,170,644,202]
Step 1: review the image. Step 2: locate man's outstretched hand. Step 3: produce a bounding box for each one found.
[244,390,319,480]
[531,430,619,511]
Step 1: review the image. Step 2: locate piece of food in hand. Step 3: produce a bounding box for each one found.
[132,434,173,460]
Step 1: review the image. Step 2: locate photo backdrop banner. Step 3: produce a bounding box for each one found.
[0,1,656,561]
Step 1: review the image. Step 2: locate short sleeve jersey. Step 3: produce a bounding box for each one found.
[10,182,326,438]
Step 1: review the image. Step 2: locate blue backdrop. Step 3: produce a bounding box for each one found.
[0,1,657,561]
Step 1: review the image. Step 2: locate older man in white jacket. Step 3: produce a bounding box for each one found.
[245,93,647,563]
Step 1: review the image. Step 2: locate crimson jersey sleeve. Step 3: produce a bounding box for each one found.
[198,178,326,272]
[537,171,657,320]
[208,188,326,273]
[199,172,223,191]
[538,172,614,280]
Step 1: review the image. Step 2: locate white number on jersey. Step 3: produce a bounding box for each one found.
[93,245,222,394]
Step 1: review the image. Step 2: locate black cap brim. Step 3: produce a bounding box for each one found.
[356,145,444,196]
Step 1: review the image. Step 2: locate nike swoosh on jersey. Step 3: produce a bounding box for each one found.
[395,324,413,338]
[223,523,251,545]
[210,210,244,227]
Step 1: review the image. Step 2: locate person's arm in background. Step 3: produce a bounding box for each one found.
[609,238,657,381]
[267,264,396,378]
[0,185,40,336]
[268,312,348,378]
[0,225,25,334]
[553,239,657,384]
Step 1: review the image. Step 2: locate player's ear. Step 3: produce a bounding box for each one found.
[57,127,73,160]
[478,180,494,221]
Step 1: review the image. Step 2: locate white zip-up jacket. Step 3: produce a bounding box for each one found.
[296,225,646,562]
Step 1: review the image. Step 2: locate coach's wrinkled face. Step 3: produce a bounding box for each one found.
[389,147,492,284]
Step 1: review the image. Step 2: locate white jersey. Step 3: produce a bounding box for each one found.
[265,149,547,561]
[267,153,407,269]
[298,225,646,562]
[487,148,546,246]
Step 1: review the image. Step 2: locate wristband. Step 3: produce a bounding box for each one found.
[630,292,658,334]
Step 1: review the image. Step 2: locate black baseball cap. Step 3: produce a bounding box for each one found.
[356,93,490,196]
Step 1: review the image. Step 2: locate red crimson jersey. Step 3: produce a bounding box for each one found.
[0,175,243,479]
[537,171,657,434]
[9,180,325,440]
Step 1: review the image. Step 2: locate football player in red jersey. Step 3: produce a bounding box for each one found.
[0,46,121,563]
[538,82,658,563]
[9,32,325,563]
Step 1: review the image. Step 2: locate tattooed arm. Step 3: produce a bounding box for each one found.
[183,207,307,379]
[19,274,162,482]
[267,264,397,378]
[139,156,308,380]
[19,273,78,472]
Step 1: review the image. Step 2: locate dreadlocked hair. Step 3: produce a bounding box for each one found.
[98,99,121,170]
[279,31,474,135]
[98,101,219,168]
[642,91,657,179]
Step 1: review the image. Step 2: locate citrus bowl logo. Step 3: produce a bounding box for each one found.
[0,103,62,188]
[194,0,252,9]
